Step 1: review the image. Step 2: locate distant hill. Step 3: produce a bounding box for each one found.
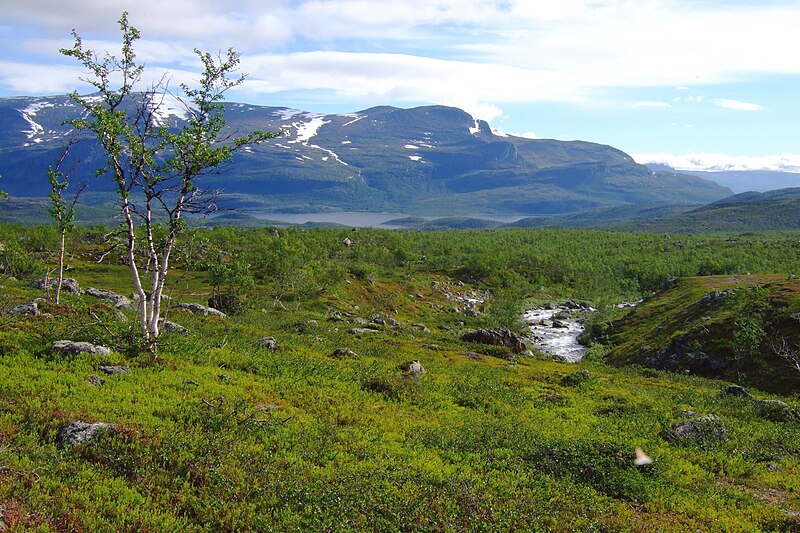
[645,164,800,193]
[0,95,731,216]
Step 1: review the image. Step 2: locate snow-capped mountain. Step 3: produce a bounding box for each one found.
[0,95,731,214]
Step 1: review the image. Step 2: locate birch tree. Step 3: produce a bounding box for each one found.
[46,140,84,304]
[61,12,274,348]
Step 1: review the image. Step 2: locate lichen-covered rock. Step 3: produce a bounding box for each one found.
[408,360,426,376]
[331,348,360,359]
[52,340,111,357]
[159,319,188,335]
[412,323,431,333]
[174,302,226,318]
[6,301,38,316]
[98,365,130,375]
[56,421,115,447]
[84,287,133,310]
[664,415,727,444]
[257,337,279,350]
[347,328,378,335]
[723,385,751,397]
[31,277,82,294]
[461,328,527,353]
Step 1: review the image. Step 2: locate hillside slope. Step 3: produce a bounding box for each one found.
[594,275,800,393]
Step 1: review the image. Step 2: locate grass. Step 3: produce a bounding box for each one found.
[0,226,799,530]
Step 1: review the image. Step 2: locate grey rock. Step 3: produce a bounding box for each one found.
[387,317,402,327]
[723,385,751,397]
[408,360,426,376]
[664,415,726,444]
[551,319,568,329]
[342,237,353,247]
[31,277,82,294]
[56,421,115,447]
[87,375,105,386]
[351,317,369,325]
[98,365,130,375]
[372,316,386,326]
[159,319,188,335]
[85,287,133,310]
[6,301,38,316]
[52,340,111,357]
[398,360,426,376]
[183,379,200,387]
[174,302,227,318]
[461,328,527,354]
[347,328,378,335]
[331,348,360,359]
[257,337,279,350]
[412,323,431,333]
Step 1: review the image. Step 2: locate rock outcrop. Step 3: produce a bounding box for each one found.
[461,328,527,353]
[56,421,115,447]
[52,340,111,357]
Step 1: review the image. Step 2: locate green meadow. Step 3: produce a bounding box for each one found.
[1,224,799,531]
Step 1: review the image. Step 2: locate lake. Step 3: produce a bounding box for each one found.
[251,212,531,228]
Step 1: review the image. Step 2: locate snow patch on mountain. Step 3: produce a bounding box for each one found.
[409,155,423,162]
[290,116,329,144]
[341,114,364,127]
[469,119,481,135]
[404,144,419,149]
[309,144,349,167]
[148,94,190,127]
[274,108,305,120]
[20,100,53,140]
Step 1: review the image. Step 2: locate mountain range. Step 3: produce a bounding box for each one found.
[0,94,731,216]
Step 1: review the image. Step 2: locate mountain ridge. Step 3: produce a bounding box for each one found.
[0,94,732,215]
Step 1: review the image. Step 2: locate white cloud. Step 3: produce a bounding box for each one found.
[2,0,800,116]
[713,98,764,111]
[633,152,800,173]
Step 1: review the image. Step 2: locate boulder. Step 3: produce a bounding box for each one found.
[722,385,751,398]
[412,323,431,333]
[461,328,527,353]
[84,287,133,310]
[347,328,378,335]
[159,319,188,335]
[56,421,115,447]
[173,302,226,318]
[664,415,726,444]
[257,337,279,350]
[52,340,111,357]
[30,277,82,294]
[398,360,426,376]
[6,301,38,317]
[98,365,130,375]
[331,348,360,359]
[87,375,105,386]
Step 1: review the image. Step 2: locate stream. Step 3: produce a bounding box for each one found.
[523,304,593,362]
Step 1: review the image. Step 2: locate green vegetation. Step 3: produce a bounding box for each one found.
[1,224,799,530]
[592,275,800,393]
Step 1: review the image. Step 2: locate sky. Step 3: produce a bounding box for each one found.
[1,0,799,174]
